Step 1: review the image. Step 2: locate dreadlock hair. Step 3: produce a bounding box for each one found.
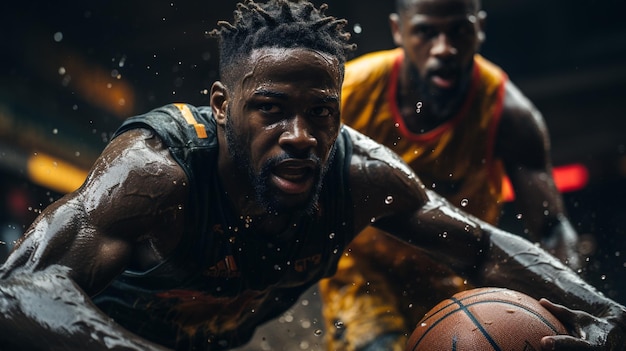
[209,0,356,86]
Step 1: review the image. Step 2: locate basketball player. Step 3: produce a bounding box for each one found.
[319,0,585,349]
[0,1,623,350]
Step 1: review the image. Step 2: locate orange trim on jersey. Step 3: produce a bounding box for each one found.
[174,103,208,139]
[501,163,590,202]
[389,53,481,143]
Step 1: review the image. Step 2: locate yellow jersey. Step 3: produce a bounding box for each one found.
[341,48,508,223]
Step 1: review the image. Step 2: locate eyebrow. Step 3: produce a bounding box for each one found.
[253,89,339,104]
[253,89,288,99]
[319,95,340,104]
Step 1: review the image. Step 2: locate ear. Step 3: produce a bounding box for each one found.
[389,13,403,47]
[211,81,229,126]
[476,10,487,45]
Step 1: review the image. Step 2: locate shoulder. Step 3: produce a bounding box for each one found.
[500,81,546,137]
[343,48,402,87]
[495,80,550,163]
[114,103,217,149]
[96,128,188,194]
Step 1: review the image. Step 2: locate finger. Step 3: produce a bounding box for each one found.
[541,335,593,351]
[540,298,577,322]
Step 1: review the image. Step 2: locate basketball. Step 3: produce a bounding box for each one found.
[406,287,568,351]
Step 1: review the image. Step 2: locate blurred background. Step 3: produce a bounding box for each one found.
[1,0,625,349]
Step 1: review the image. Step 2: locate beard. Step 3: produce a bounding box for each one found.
[417,61,473,118]
[224,110,331,216]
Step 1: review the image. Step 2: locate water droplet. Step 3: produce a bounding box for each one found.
[314,329,323,336]
[415,101,423,113]
[460,198,468,207]
[329,232,335,239]
[516,213,523,220]
[384,195,394,205]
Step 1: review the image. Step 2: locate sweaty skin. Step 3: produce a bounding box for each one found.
[0,47,624,351]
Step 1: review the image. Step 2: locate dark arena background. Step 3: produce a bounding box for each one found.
[2,1,625,350]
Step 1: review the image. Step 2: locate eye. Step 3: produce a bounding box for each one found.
[309,106,333,118]
[258,103,282,114]
[413,25,437,39]
[450,22,474,38]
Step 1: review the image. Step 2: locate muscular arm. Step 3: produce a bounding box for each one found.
[0,128,187,350]
[347,127,626,349]
[495,81,581,269]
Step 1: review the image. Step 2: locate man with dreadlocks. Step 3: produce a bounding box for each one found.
[0,0,624,350]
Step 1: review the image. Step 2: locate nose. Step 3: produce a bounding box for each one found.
[279,115,317,155]
[431,33,458,58]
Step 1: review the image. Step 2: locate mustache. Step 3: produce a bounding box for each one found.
[425,64,460,80]
[263,152,321,172]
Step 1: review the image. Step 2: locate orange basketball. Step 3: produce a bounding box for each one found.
[406,287,568,351]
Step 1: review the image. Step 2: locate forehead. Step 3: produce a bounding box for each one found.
[234,47,342,91]
[402,0,477,19]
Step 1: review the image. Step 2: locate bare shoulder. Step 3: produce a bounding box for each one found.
[343,126,427,229]
[500,81,547,136]
[85,128,189,239]
[496,81,550,163]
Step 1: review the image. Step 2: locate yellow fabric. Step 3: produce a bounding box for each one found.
[320,48,508,350]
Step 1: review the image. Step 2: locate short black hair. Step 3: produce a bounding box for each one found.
[210,0,356,85]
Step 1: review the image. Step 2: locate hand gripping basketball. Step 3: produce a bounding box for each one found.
[406,287,568,351]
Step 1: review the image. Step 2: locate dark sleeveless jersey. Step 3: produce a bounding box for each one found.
[92,103,354,350]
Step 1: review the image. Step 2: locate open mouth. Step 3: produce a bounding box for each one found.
[431,74,456,89]
[271,160,317,195]
[428,65,459,90]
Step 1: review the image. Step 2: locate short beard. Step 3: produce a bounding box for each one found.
[224,110,331,216]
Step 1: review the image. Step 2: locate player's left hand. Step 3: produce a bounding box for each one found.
[539,298,626,350]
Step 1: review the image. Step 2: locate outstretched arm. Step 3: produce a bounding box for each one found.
[0,128,187,350]
[347,127,626,350]
[495,81,581,269]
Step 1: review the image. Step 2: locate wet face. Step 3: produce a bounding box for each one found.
[391,0,484,115]
[220,47,342,214]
